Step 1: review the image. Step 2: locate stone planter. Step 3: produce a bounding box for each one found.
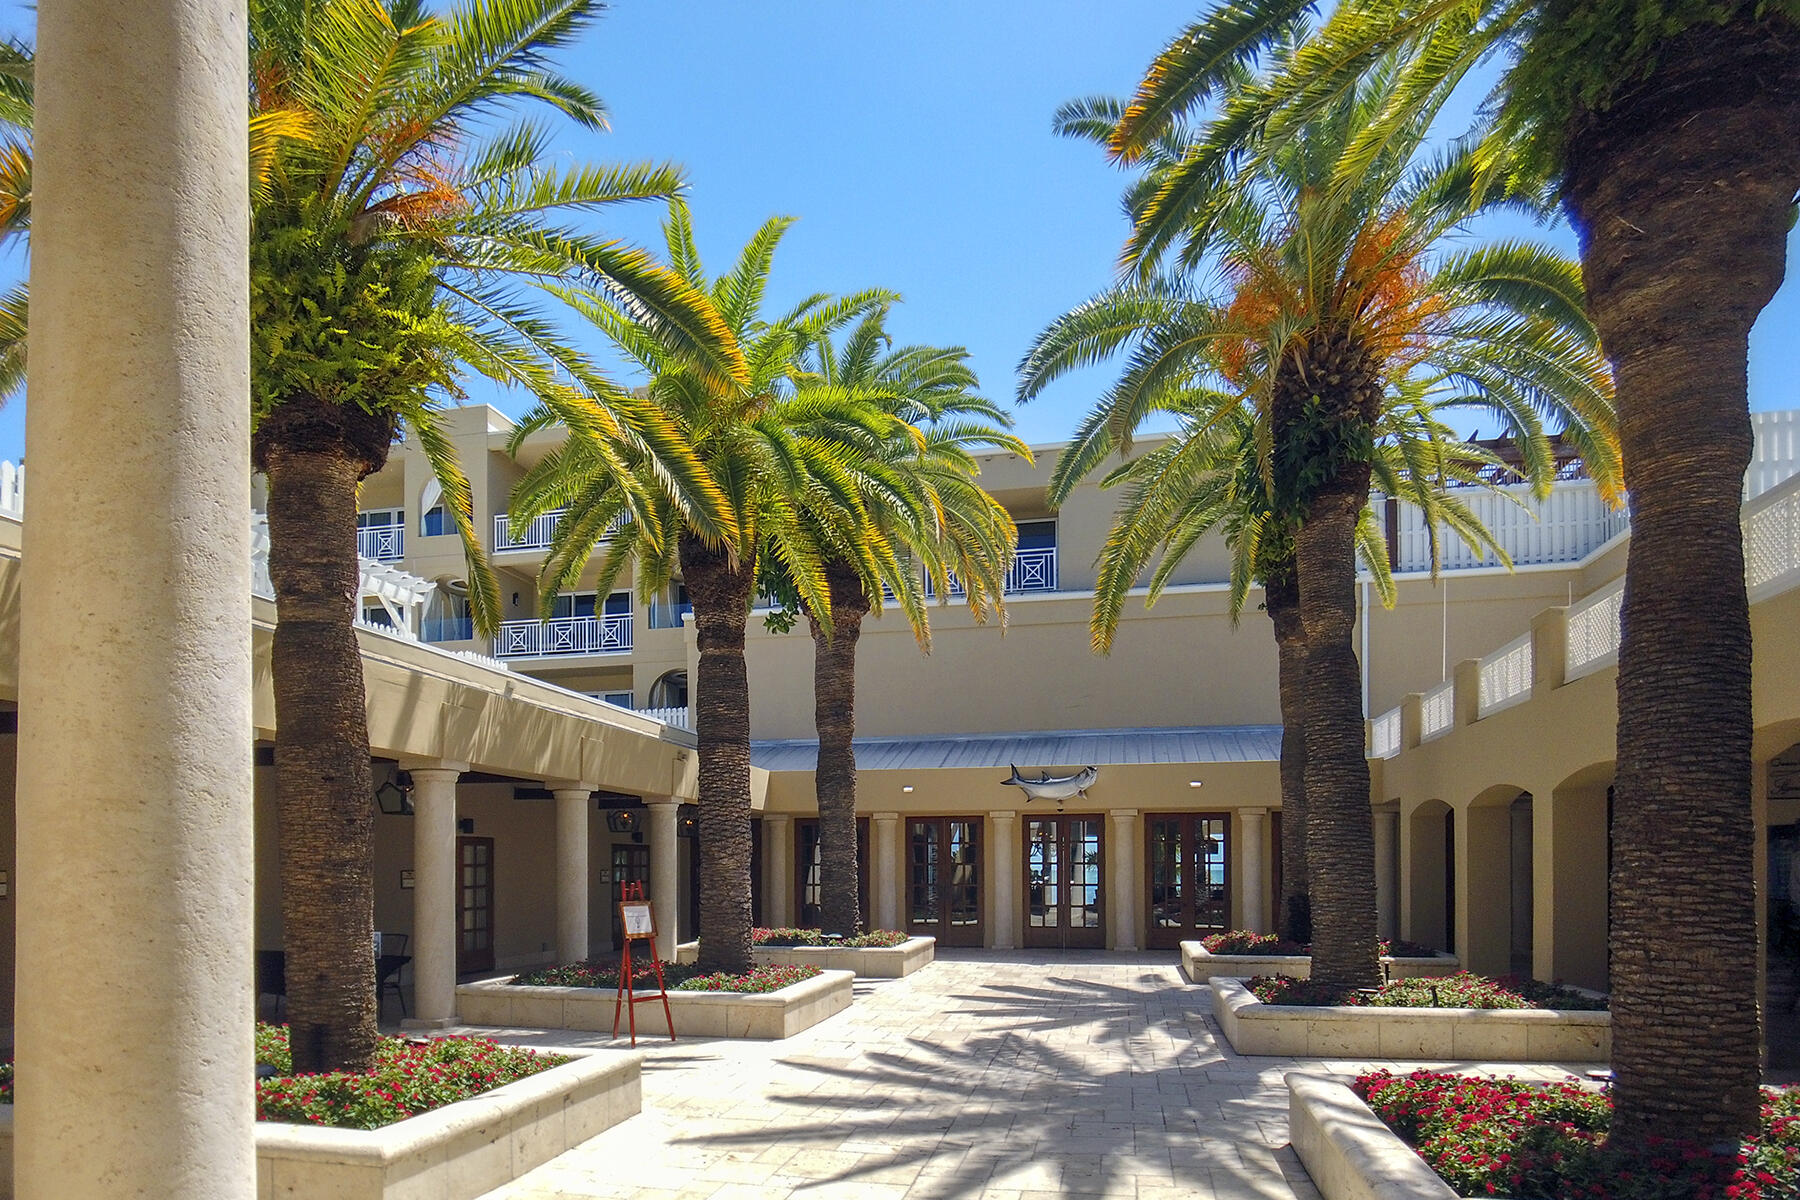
[1287,1073,1455,1200]
[458,968,855,1040]
[751,935,935,978]
[1212,978,1610,1062]
[0,1047,639,1200]
[1181,941,1460,983]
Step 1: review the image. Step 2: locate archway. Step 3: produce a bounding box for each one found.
[648,669,688,710]
[1405,800,1453,953]
[1545,762,1613,991]
[1464,785,1532,978]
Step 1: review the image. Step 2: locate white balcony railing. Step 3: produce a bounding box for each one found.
[929,546,1058,598]
[1389,478,1629,574]
[1420,679,1455,742]
[357,525,403,561]
[494,613,632,657]
[1477,631,1534,719]
[1565,576,1624,682]
[639,705,692,730]
[1369,707,1402,760]
[493,509,627,552]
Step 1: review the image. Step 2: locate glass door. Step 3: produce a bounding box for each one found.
[1023,815,1104,948]
[907,818,984,945]
[610,844,649,950]
[795,818,869,929]
[1144,813,1230,949]
[456,837,495,973]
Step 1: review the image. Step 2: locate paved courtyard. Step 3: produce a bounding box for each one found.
[465,950,1584,1200]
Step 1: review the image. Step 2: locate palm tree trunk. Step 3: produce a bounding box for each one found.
[1266,568,1310,944]
[809,561,870,937]
[680,534,756,975]
[252,396,393,1075]
[1562,18,1800,1149]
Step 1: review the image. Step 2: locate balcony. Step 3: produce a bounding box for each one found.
[493,509,627,553]
[927,546,1058,598]
[494,613,633,658]
[357,525,404,562]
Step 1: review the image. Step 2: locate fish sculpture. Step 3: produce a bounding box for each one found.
[1000,764,1099,803]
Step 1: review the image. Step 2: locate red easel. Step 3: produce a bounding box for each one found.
[612,880,675,1045]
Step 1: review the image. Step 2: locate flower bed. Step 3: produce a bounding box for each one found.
[253,1024,568,1129]
[1211,977,1611,1061]
[462,967,855,1039]
[1182,935,1459,982]
[1249,972,1607,1012]
[751,926,909,948]
[1355,1070,1799,1200]
[0,1031,639,1200]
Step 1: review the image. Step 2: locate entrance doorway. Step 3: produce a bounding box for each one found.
[796,818,868,929]
[456,836,495,974]
[907,817,984,945]
[611,843,649,950]
[1023,815,1104,948]
[1144,813,1230,949]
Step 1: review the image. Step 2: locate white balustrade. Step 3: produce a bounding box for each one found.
[638,705,692,731]
[356,525,403,561]
[1389,479,1629,574]
[1420,680,1456,742]
[1745,472,1800,601]
[1369,707,1402,759]
[494,509,627,552]
[494,613,633,657]
[1477,632,1534,719]
[1565,577,1624,682]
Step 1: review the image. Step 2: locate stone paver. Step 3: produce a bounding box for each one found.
[466,950,1585,1200]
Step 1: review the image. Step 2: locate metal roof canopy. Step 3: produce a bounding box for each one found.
[750,724,1282,773]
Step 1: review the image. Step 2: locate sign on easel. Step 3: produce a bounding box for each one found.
[612,881,675,1046]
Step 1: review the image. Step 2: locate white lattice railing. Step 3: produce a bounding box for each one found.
[1390,479,1629,573]
[494,613,632,657]
[1369,707,1402,759]
[1477,631,1534,719]
[1420,680,1456,742]
[1565,576,1625,681]
[1745,474,1800,600]
[356,525,403,561]
[638,705,691,731]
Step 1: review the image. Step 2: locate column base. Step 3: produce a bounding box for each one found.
[400,1016,458,1032]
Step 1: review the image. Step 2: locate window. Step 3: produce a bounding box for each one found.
[420,479,448,537]
[1016,520,1056,551]
[649,670,688,709]
[601,691,634,709]
[360,602,394,628]
[547,591,628,620]
[423,586,472,643]
[357,509,402,530]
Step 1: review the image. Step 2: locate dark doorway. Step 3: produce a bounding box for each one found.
[796,818,869,929]
[457,836,495,974]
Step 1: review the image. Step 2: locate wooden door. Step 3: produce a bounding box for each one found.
[795,818,869,929]
[906,817,984,945]
[611,844,649,950]
[1023,815,1104,949]
[457,836,495,974]
[1144,813,1230,949]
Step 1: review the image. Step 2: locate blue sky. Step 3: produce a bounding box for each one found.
[0,0,1793,463]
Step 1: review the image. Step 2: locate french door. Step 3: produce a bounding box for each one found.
[1144,813,1230,949]
[457,836,495,974]
[1023,815,1105,948]
[796,818,869,929]
[907,817,984,946]
[610,844,649,950]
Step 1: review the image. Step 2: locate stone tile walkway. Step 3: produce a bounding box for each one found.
[467,950,1584,1200]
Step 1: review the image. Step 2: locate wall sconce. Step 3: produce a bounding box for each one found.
[375,771,414,816]
[678,803,698,838]
[399,869,415,890]
[606,809,640,834]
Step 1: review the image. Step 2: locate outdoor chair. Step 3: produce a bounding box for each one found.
[376,932,410,1019]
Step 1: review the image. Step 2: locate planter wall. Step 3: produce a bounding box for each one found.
[751,936,935,978]
[0,1047,639,1200]
[1287,1073,1455,1200]
[1212,978,1610,1062]
[1181,942,1460,983]
[459,968,854,1040]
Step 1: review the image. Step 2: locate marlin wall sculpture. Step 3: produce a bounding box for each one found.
[1000,764,1100,804]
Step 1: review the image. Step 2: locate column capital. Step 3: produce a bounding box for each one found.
[1108,808,1139,819]
[871,811,900,823]
[986,809,1018,822]
[643,793,680,807]
[1238,806,1269,818]
[543,779,595,796]
[399,758,468,776]
[764,811,792,826]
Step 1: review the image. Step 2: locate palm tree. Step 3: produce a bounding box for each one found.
[1031,66,1616,992]
[1105,0,1797,1148]
[0,38,30,402]
[510,201,904,973]
[775,306,1027,936]
[248,0,739,1073]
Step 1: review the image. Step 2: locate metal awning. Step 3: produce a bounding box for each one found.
[750,724,1282,773]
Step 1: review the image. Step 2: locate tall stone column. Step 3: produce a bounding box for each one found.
[1239,808,1268,933]
[765,814,793,928]
[647,797,680,961]
[17,0,253,1193]
[404,763,464,1027]
[552,786,593,964]
[1107,810,1140,950]
[1373,806,1400,941]
[871,813,901,931]
[988,811,1019,949]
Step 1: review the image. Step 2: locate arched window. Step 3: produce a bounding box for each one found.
[419,478,447,537]
[649,669,688,709]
